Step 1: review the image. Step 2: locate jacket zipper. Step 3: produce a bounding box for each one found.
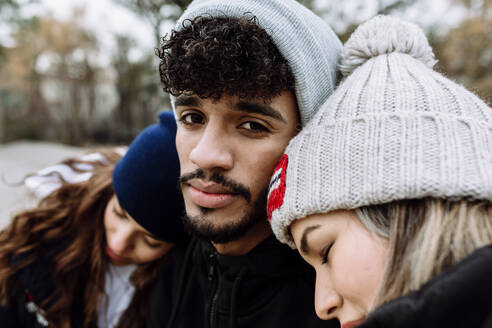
[208,252,219,328]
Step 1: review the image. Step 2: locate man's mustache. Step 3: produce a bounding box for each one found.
[179,168,251,203]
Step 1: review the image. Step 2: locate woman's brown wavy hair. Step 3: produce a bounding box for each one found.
[0,148,163,328]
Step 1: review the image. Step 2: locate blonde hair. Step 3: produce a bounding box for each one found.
[356,198,492,308]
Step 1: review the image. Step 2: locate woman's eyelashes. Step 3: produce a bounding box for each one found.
[112,206,127,220]
[320,242,334,264]
[143,238,163,248]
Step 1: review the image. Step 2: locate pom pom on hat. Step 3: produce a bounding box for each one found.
[339,15,437,76]
[113,111,185,242]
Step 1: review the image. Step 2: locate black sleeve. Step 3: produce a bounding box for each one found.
[3,255,55,328]
[0,302,20,327]
[146,263,171,328]
[147,243,189,328]
[0,284,37,328]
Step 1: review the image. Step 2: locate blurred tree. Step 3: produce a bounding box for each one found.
[1,9,101,144]
[451,0,492,16]
[111,35,165,142]
[309,0,490,103]
[0,0,19,18]
[0,17,44,142]
[115,0,192,47]
[317,0,418,42]
[110,0,192,144]
[113,36,144,140]
[1,0,489,146]
[433,0,491,101]
[296,0,316,10]
[38,9,100,144]
[377,0,416,14]
[0,0,39,63]
[0,0,38,142]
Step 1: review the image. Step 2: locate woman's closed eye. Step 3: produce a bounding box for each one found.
[143,236,164,248]
[320,242,334,264]
[112,206,128,220]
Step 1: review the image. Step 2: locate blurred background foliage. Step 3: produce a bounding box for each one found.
[0,0,490,146]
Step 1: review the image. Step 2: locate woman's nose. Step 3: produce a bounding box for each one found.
[108,226,134,254]
[314,275,343,321]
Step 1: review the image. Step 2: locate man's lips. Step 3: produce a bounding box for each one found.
[105,246,127,264]
[185,182,237,209]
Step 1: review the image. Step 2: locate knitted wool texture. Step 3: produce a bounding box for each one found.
[170,0,342,126]
[269,15,492,248]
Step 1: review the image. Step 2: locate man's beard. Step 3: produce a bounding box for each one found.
[180,169,268,244]
[182,188,268,244]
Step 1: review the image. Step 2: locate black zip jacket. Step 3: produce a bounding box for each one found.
[359,245,492,328]
[147,235,338,328]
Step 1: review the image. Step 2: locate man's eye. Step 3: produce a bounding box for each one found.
[180,113,204,125]
[239,121,270,133]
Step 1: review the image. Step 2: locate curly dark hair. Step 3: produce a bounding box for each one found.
[157,15,295,100]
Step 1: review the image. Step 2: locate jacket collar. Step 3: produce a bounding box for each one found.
[197,234,313,279]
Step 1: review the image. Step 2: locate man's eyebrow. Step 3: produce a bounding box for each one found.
[174,95,202,108]
[300,225,320,254]
[235,101,286,123]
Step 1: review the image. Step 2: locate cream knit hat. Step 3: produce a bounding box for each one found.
[170,0,342,126]
[268,15,492,248]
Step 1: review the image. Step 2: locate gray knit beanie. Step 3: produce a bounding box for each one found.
[170,0,342,126]
[268,15,492,248]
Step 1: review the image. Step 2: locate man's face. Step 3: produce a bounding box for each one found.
[175,91,299,244]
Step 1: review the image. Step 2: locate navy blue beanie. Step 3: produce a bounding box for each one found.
[113,111,185,242]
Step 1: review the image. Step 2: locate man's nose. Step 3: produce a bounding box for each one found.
[314,275,343,321]
[189,124,233,171]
